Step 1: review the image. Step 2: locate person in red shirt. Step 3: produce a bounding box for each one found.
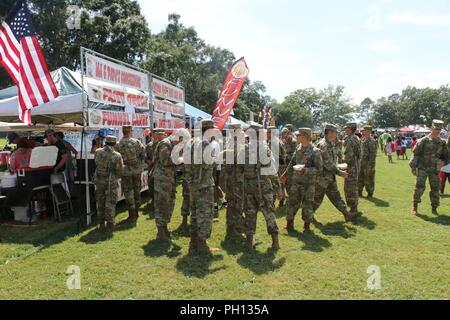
[9,141,32,173]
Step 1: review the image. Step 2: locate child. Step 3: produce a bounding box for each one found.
[385,137,393,163]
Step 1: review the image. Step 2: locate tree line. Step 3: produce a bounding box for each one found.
[1,0,449,129]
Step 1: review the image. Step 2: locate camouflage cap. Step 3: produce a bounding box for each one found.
[153,129,168,135]
[201,119,216,129]
[281,128,290,136]
[123,125,133,131]
[228,124,242,130]
[296,128,312,136]
[432,120,444,130]
[363,125,373,131]
[285,124,294,131]
[344,122,358,129]
[105,135,117,144]
[44,129,56,137]
[324,123,338,132]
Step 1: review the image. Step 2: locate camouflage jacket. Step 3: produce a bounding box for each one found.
[145,139,158,171]
[269,138,287,166]
[316,138,341,178]
[284,136,298,165]
[94,146,124,180]
[410,134,448,173]
[185,137,215,191]
[239,142,281,194]
[116,137,145,176]
[223,144,245,194]
[361,137,378,167]
[286,143,323,184]
[343,134,362,172]
[152,138,176,185]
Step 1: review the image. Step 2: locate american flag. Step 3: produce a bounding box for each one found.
[0,0,59,124]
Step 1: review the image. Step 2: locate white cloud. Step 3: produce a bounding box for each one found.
[388,12,450,26]
[368,39,398,52]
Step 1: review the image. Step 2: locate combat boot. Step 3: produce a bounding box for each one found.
[226,225,241,238]
[304,222,311,232]
[432,206,439,216]
[180,216,189,230]
[157,227,169,241]
[346,211,360,222]
[411,203,418,215]
[286,219,295,232]
[246,235,254,250]
[164,226,172,239]
[350,207,360,215]
[126,209,136,223]
[197,239,219,255]
[367,193,374,199]
[98,219,106,230]
[279,198,285,208]
[271,233,280,252]
[106,222,114,232]
[189,233,198,253]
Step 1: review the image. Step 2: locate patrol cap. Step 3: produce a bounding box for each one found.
[228,124,242,130]
[44,129,56,137]
[281,128,290,137]
[432,120,444,130]
[324,123,338,132]
[285,124,294,131]
[122,126,133,132]
[344,122,358,130]
[201,119,216,129]
[153,129,168,135]
[296,128,312,136]
[105,135,117,144]
[363,125,373,131]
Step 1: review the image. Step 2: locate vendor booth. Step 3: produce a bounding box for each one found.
[0,48,186,227]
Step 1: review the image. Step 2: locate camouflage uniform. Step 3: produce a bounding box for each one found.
[314,136,348,217]
[410,122,448,210]
[241,141,280,237]
[268,135,287,203]
[223,139,245,234]
[343,124,362,211]
[145,138,158,202]
[94,140,124,225]
[285,130,323,224]
[181,168,191,218]
[358,129,378,197]
[117,134,145,219]
[186,133,215,241]
[284,135,298,194]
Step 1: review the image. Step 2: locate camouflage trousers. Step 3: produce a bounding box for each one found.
[190,187,214,241]
[286,181,315,224]
[154,180,176,227]
[358,164,376,195]
[344,168,359,209]
[226,189,244,230]
[414,169,440,207]
[182,179,190,217]
[95,179,118,224]
[121,174,142,211]
[313,175,347,215]
[243,185,279,236]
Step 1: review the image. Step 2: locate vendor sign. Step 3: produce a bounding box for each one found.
[88,83,149,109]
[152,78,184,104]
[85,53,149,92]
[89,110,149,128]
[153,99,184,117]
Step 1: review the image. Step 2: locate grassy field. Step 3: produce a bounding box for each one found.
[0,150,449,300]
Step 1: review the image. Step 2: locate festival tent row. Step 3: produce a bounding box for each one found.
[184,103,249,129]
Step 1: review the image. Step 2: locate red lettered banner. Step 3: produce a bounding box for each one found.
[212,58,249,130]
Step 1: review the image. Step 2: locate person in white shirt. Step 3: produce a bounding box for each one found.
[210,136,226,215]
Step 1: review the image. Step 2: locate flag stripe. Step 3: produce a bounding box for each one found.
[19,42,45,105]
[0,23,20,63]
[31,37,58,98]
[0,30,20,72]
[22,37,51,103]
[0,43,19,83]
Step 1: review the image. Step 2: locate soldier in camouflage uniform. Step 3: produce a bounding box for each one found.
[94,136,124,231]
[282,128,323,232]
[145,130,166,210]
[116,126,145,224]
[313,124,358,222]
[410,120,449,215]
[223,124,245,238]
[240,124,282,251]
[358,125,378,198]
[152,131,180,240]
[180,133,192,230]
[343,122,362,215]
[267,126,287,206]
[280,125,297,205]
[186,120,218,254]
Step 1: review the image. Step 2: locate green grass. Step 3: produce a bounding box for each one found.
[0,151,449,300]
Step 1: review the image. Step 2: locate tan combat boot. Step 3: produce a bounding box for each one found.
[106,222,114,232]
[432,206,439,216]
[271,233,280,252]
[286,219,295,232]
[411,203,418,216]
[189,233,198,253]
[304,222,311,232]
[157,227,169,241]
[98,219,106,230]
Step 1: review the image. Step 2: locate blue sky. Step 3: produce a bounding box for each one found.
[138,0,450,104]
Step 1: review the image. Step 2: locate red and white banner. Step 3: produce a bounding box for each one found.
[88,83,149,109]
[89,109,149,128]
[153,99,184,117]
[212,57,249,130]
[153,111,185,130]
[152,78,184,104]
[85,53,149,92]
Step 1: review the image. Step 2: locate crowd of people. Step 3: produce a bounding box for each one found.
[93,120,381,255]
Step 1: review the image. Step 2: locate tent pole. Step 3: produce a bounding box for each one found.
[80,48,91,227]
